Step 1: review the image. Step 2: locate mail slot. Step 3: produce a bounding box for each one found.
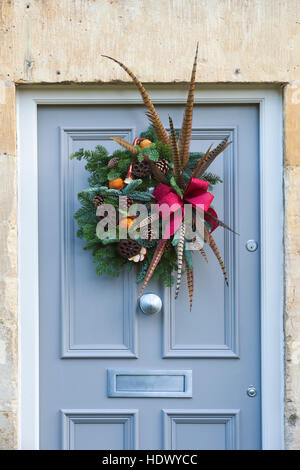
[107,369,192,397]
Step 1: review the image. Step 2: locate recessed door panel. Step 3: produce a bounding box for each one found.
[38,103,261,449]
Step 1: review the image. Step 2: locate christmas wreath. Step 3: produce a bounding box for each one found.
[70,46,235,309]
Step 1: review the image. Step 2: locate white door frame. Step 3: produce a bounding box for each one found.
[17,86,284,449]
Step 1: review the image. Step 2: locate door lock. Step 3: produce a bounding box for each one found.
[247,386,257,397]
[139,293,162,315]
[246,240,258,252]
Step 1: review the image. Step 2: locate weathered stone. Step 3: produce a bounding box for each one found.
[285,165,300,449]
[0,0,300,84]
[0,0,299,450]
[285,84,300,166]
[0,82,16,155]
[0,411,17,450]
[0,152,17,449]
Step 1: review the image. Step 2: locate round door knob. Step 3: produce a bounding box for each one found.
[247,386,257,397]
[139,293,162,315]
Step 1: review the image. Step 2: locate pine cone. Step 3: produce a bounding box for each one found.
[117,239,141,259]
[108,157,119,169]
[93,194,104,207]
[126,196,134,209]
[155,159,170,175]
[132,160,151,178]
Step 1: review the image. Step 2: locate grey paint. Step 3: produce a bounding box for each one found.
[62,410,138,450]
[38,104,261,450]
[163,410,240,450]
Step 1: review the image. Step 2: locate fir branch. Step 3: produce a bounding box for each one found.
[128,191,155,201]
[136,260,149,283]
[122,179,143,194]
[139,126,158,142]
[202,172,223,186]
[107,168,121,180]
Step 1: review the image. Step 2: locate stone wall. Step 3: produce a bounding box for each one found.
[284,84,300,450]
[0,0,299,449]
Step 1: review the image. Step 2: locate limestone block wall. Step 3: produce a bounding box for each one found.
[0,0,299,449]
[284,84,300,449]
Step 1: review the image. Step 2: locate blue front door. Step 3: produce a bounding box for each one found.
[38,102,261,449]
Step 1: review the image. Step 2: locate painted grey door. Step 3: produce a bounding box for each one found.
[38,102,261,450]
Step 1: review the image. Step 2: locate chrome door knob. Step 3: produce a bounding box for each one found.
[139,293,162,315]
[247,386,257,397]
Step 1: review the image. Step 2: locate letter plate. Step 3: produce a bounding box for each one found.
[107,369,192,397]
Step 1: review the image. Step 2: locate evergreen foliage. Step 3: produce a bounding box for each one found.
[70,126,221,284]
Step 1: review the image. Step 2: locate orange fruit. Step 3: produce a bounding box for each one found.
[109,177,124,190]
[139,139,152,148]
[119,218,134,229]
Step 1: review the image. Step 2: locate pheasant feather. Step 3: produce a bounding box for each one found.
[145,112,170,145]
[199,247,208,263]
[191,144,213,178]
[175,224,185,299]
[168,116,184,188]
[204,226,229,286]
[195,137,231,177]
[137,240,168,299]
[205,211,239,235]
[143,154,168,184]
[110,136,138,154]
[179,44,199,169]
[184,257,194,311]
[102,55,169,145]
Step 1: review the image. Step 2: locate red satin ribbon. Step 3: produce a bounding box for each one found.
[205,207,219,233]
[153,177,217,239]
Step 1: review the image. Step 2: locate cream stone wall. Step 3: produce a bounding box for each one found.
[284,84,300,450]
[0,0,299,449]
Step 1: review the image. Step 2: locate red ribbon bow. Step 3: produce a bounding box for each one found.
[153,178,218,239]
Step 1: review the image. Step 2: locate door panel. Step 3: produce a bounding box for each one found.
[163,410,240,450]
[61,128,137,358]
[62,410,138,450]
[38,103,261,450]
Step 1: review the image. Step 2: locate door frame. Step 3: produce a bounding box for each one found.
[17,86,284,449]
